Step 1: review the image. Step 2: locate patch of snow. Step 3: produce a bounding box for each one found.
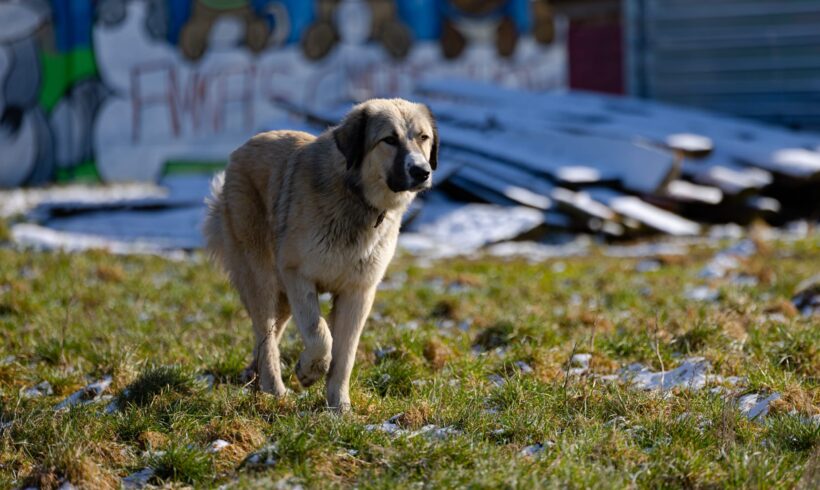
[398,320,419,331]
[709,224,745,240]
[792,274,820,317]
[604,242,688,258]
[104,399,119,414]
[366,416,462,440]
[22,381,53,398]
[636,259,661,273]
[374,346,397,361]
[412,425,462,440]
[738,393,781,421]
[487,374,506,386]
[572,353,592,367]
[700,255,739,279]
[569,353,592,376]
[685,286,719,302]
[12,223,188,259]
[365,422,405,435]
[122,468,155,489]
[555,166,601,183]
[771,148,820,176]
[54,376,112,411]
[665,133,713,153]
[699,239,756,280]
[667,180,722,205]
[515,361,534,374]
[242,443,278,468]
[208,439,231,453]
[39,205,205,250]
[784,220,810,238]
[0,183,166,218]
[520,441,553,457]
[623,358,710,391]
[730,274,759,287]
[400,203,545,258]
[484,240,590,262]
[196,374,215,389]
[722,239,757,257]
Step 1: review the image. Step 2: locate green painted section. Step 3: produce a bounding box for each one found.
[199,0,250,11]
[39,49,98,112]
[163,161,227,175]
[56,161,101,183]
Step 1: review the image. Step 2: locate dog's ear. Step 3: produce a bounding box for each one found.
[333,107,368,170]
[423,104,439,170]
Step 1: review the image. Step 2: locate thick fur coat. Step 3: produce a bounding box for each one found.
[204,99,438,411]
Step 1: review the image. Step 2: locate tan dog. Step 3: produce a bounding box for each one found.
[204,99,438,411]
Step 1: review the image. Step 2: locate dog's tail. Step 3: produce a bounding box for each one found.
[202,171,226,265]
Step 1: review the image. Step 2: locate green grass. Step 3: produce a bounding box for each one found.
[0,236,818,488]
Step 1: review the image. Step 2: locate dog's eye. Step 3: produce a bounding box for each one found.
[419,134,430,142]
[382,135,398,146]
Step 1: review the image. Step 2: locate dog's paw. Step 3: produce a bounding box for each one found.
[258,374,289,397]
[295,353,331,387]
[328,401,351,414]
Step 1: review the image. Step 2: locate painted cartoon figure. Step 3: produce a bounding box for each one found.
[532,0,555,45]
[301,0,412,61]
[97,0,169,40]
[179,0,271,60]
[438,0,555,59]
[0,2,54,187]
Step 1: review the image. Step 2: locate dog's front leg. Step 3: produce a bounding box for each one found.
[326,287,376,412]
[281,270,333,387]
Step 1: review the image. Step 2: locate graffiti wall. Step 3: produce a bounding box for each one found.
[0,0,566,187]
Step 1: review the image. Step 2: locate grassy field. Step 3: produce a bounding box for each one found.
[0,233,818,489]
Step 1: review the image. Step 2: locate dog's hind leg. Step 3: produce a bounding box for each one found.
[229,253,290,396]
[280,270,332,388]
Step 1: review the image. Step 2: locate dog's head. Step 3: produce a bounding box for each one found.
[334,98,439,211]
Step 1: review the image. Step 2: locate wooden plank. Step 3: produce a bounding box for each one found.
[683,158,772,196]
[437,121,675,194]
[454,167,551,210]
[664,180,723,205]
[442,149,556,196]
[444,150,623,234]
[446,176,592,233]
[587,187,701,236]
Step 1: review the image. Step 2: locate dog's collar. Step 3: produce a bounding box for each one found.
[374,211,386,228]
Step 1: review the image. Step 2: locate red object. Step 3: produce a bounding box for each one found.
[568,19,624,94]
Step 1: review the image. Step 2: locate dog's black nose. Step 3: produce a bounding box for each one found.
[409,165,430,182]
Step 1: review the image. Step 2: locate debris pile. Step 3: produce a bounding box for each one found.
[4,80,818,257]
[285,79,819,250]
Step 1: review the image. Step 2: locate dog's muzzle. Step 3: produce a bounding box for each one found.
[405,151,432,190]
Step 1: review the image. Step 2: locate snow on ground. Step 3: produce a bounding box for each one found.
[0,183,167,218]
[622,358,710,391]
[5,175,817,262]
[54,376,113,411]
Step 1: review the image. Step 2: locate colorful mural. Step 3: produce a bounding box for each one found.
[0,0,565,187]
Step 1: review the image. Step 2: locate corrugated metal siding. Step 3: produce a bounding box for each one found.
[626,0,820,129]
